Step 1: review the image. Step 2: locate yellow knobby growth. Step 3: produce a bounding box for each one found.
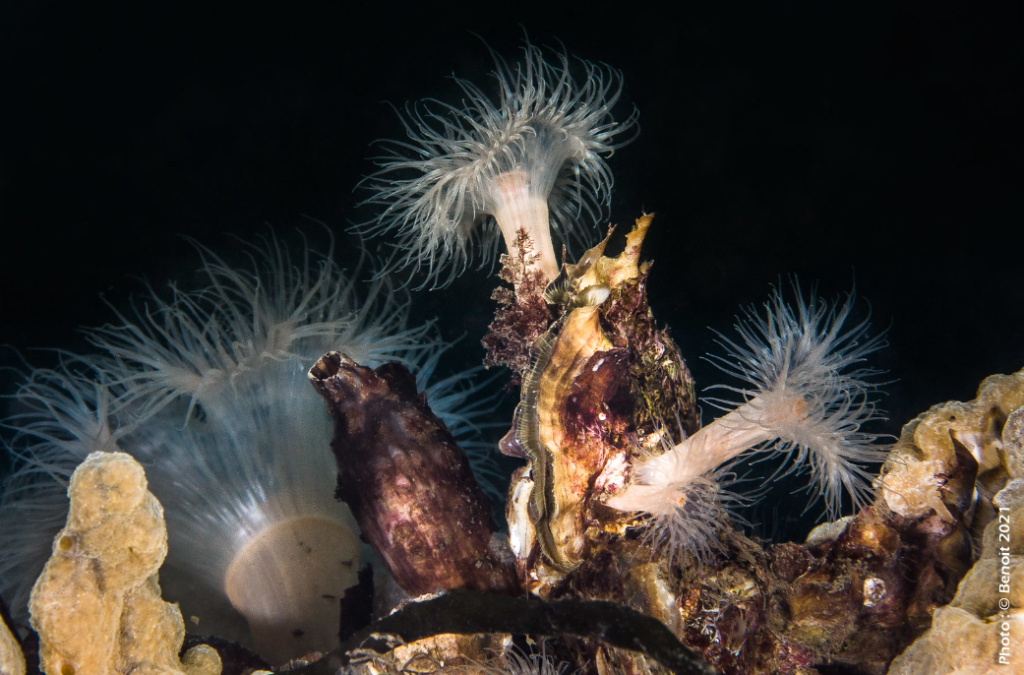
[28,452,221,675]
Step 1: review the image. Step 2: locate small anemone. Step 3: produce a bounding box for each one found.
[704,281,889,516]
[608,281,890,557]
[359,38,637,289]
[607,420,749,563]
[441,645,575,675]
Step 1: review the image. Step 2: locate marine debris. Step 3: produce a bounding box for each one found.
[28,451,221,675]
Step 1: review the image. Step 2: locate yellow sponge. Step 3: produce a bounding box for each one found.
[1,611,25,675]
[28,451,220,675]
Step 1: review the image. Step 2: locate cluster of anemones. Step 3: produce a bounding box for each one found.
[0,35,891,668]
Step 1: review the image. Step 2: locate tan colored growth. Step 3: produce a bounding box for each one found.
[884,369,1024,674]
[887,478,1024,674]
[880,369,1024,521]
[1,612,25,675]
[28,451,221,675]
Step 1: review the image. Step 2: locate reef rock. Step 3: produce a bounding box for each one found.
[887,478,1024,674]
[28,451,221,675]
[880,369,1024,527]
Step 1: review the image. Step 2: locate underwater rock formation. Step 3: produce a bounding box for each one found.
[888,478,1024,674]
[28,451,221,675]
[472,215,1020,674]
[309,353,517,597]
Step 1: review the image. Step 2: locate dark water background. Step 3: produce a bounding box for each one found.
[1,2,1021,542]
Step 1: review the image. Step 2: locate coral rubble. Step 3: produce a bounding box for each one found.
[28,451,221,675]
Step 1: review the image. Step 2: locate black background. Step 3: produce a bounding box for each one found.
[1,1,1021,537]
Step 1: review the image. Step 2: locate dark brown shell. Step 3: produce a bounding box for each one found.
[309,353,517,597]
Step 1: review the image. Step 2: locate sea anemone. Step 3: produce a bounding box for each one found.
[0,234,494,664]
[359,39,637,291]
[438,644,574,675]
[607,282,888,551]
[606,416,749,562]
[611,464,746,564]
[480,646,575,675]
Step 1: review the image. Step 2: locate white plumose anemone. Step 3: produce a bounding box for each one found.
[360,41,637,289]
[607,283,888,553]
[0,235,494,664]
[610,454,747,563]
